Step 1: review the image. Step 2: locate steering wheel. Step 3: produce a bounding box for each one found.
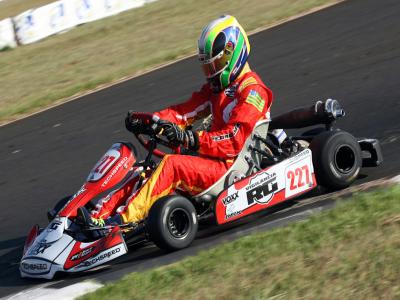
[135,132,181,158]
[131,112,181,158]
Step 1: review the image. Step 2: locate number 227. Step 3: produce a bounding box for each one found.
[287,165,311,190]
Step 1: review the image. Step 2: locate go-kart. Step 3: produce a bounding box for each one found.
[20,100,382,279]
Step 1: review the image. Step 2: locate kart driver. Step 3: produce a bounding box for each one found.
[78,15,273,227]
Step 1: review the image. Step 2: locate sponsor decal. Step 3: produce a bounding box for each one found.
[222,191,239,206]
[48,220,62,231]
[72,185,86,199]
[77,247,121,268]
[246,172,278,205]
[49,3,66,30]
[88,146,121,182]
[28,242,51,256]
[101,156,129,187]
[225,210,242,220]
[246,178,278,205]
[211,124,240,142]
[21,262,49,272]
[70,246,95,261]
[287,149,310,163]
[246,172,276,191]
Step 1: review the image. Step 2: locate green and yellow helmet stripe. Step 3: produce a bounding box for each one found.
[204,15,236,57]
[222,32,245,87]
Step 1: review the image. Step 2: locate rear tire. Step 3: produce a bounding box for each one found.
[147,195,198,251]
[310,130,362,190]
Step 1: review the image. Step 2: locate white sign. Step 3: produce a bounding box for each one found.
[12,0,157,45]
[74,0,104,24]
[0,18,17,49]
[14,1,77,45]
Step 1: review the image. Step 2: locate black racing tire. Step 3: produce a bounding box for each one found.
[147,195,198,251]
[310,130,362,190]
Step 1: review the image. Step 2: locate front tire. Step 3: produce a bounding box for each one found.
[310,130,362,190]
[147,195,198,251]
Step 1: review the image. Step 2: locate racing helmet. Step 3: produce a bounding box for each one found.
[198,15,251,92]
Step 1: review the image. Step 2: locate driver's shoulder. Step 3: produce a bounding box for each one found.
[235,72,272,105]
[237,71,263,91]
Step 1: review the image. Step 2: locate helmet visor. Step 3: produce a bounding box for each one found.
[199,51,229,78]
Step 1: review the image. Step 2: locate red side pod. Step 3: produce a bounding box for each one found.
[215,149,317,225]
[59,143,137,218]
[63,226,124,270]
[215,189,289,224]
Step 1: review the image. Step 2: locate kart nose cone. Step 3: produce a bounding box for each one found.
[20,258,52,277]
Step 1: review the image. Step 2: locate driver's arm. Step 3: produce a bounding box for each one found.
[155,84,212,128]
[197,86,272,159]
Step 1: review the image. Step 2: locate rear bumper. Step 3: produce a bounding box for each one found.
[358,138,383,167]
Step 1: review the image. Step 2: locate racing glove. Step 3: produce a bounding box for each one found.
[159,121,199,150]
[125,111,151,134]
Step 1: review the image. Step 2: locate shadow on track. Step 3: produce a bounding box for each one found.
[0,239,33,289]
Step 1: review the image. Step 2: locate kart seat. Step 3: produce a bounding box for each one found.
[192,119,270,203]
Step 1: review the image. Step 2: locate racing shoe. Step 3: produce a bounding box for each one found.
[90,217,105,227]
[77,207,124,228]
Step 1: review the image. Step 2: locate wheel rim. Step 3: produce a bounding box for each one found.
[167,208,191,239]
[334,145,356,174]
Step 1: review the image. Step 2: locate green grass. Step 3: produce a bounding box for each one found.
[0,0,339,124]
[80,186,400,300]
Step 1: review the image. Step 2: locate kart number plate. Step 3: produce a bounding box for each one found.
[284,155,314,198]
[87,147,121,182]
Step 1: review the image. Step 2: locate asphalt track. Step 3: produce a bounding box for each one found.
[1,0,400,297]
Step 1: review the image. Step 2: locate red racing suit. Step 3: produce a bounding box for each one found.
[92,69,273,223]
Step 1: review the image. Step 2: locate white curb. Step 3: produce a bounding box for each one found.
[4,281,103,300]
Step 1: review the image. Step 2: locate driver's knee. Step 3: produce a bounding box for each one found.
[160,154,186,174]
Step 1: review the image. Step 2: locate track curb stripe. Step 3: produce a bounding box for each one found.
[3,281,103,300]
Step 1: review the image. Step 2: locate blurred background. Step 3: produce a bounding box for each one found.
[0,0,336,124]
